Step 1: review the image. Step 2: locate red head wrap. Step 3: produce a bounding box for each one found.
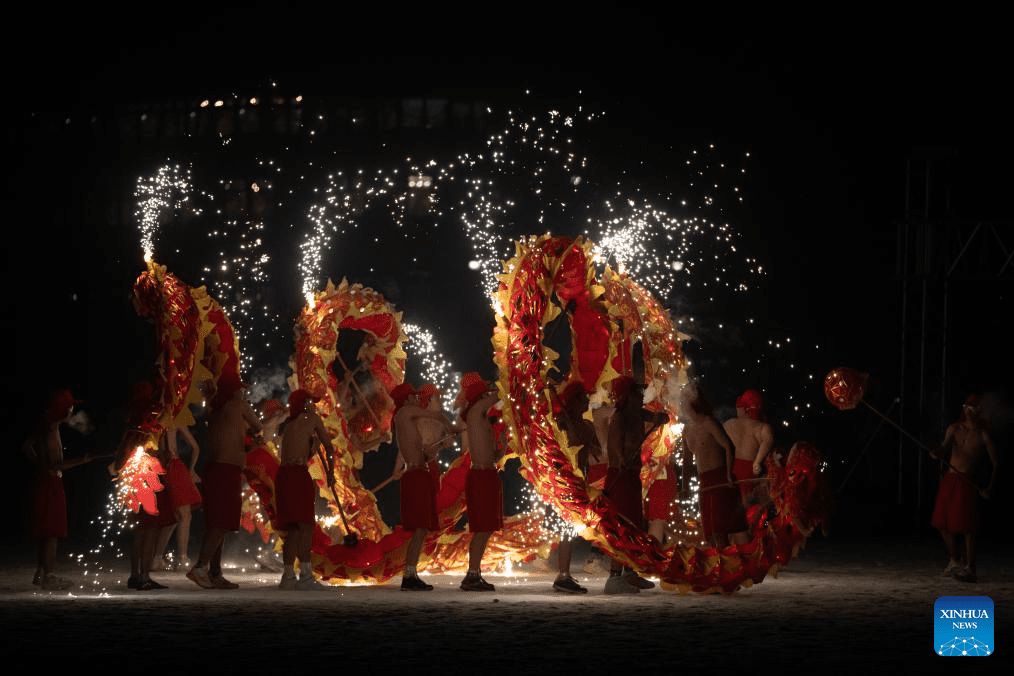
[261,398,285,421]
[736,389,764,419]
[611,376,636,402]
[416,383,439,409]
[47,388,81,424]
[456,372,491,416]
[390,383,417,410]
[287,389,320,422]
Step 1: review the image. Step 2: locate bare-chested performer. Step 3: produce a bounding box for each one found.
[153,422,202,571]
[457,372,503,592]
[549,381,595,593]
[681,387,748,548]
[603,377,667,593]
[723,389,775,507]
[187,378,262,589]
[23,388,97,590]
[276,389,334,590]
[391,383,464,590]
[930,394,999,583]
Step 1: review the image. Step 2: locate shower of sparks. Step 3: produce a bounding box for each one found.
[103,88,841,577]
[134,163,197,262]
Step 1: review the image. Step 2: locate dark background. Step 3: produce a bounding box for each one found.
[4,8,1012,542]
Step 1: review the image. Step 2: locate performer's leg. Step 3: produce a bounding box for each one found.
[176,505,192,562]
[401,528,433,590]
[405,528,427,576]
[467,531,492,573]
[557,537,573,576]
[648,519,665,543]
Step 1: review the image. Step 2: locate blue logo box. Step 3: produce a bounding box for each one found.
[935,596,994,656]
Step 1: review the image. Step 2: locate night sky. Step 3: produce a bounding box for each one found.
[6,9,1012,531]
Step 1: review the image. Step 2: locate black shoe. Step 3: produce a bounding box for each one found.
[138,578,168,590]
[127,575,143,590]
[553,575,588,594]
[401,575,434,591]
[460,572,495,592]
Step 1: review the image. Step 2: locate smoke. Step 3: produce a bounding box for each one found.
[66,410,94,435]
[246,365,291,405]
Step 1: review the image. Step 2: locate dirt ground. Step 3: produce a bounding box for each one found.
[2,532,1011,673]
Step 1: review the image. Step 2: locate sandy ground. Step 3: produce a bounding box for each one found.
[1,533,1011,673]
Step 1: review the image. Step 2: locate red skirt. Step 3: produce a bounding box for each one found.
[645,470,676,520]
[202,461,243,531]
[31,472,67,539]
[931,471,979,534]
[732,458,756,500]
[587,463,607,490]
[400,462,439,531]
[166,458,202,509]
[699,466,747,539]
[275,464,316,529]
[465,468,503,532]
[605,466,644,528]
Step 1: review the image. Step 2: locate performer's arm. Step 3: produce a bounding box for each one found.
[931,424,956,460]
[753,423,775,475]
[243,402,264,439]
[178,425,201,473]
[981,430,999,499]
[714,420,735,482]
[313,417,336,478]
[391,451,407,480]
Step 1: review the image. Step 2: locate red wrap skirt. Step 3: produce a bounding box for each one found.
[931,471,979,534]
[465,468,503,533]
[400,462,440,531]
[699,466,747,539]
[166,458,203,509]
[645,469,676,520]
[202,461,243,531]
[31,472,67,539]
[275,463,316,529]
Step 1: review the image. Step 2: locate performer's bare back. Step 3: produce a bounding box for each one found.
[723,416,774,462]
[685,414,734,475]
[206,395,262,467]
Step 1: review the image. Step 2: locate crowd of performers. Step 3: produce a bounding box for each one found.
[23,366,830,593]
[20,375,1000,592]
[16,254,996,592]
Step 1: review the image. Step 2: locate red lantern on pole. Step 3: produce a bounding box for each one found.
[824,367,868,411]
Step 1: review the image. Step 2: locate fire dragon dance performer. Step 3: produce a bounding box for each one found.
[930,394,998,583]
[187,376,263,589]
[276,389,335,590]
[723,389,775,507]
[152,421,203,572]
[603,376,667,593]
[457,373,503,592]
[391,383,465,590]
[548,381,595,593]
[681,386,748,548]
[23,388,98,590]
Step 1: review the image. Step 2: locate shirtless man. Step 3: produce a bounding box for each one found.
[723,389,775,506]
[457,373,503,592]
[276,389,334,590]
[391,383,464,590]
[153,422,202,571]
[187,381,263,589]
[681,387,748,548]
[604,377,666,593]
[930,394,999,583]
[550,381,594,593]
[24,388,97,590]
